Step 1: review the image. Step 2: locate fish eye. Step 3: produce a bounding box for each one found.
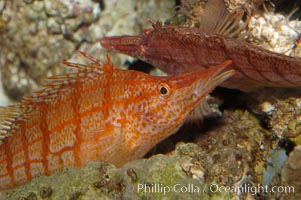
[158,83,171,97]
[160,87,168,95]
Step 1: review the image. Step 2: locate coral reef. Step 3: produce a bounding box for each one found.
[277,145,301,200]
[1,0,301,199]
[0,0,100,101]
[3,144,215,200]
[248,10,301,57]
[0,0,174,102]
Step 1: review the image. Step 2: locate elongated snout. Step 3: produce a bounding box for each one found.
[100,35,142,58]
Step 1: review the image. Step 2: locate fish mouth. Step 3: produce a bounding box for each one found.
[171,60,234,90]
[171,61,235,123]
[172,60,235,108]
[100,35,142,58]
[193,62,235,104]
[200,66,235,96]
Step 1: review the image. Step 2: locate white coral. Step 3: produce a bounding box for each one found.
[248,11,301,57]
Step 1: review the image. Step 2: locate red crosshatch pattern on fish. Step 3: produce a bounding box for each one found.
[0,52,234,190]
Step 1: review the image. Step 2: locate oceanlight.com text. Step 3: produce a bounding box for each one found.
[209,183,294,196]
[137,183,295,196]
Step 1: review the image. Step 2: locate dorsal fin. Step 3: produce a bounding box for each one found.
[150,20,163,30]
[0,105,24,144]
[194,0,247,38]
[0,53,113,144]
[23,52,112,103]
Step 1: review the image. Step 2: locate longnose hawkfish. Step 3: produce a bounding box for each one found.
[0,52,234,189]
[100,0,301,91]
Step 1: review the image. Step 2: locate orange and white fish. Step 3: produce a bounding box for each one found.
[0,52,234,189]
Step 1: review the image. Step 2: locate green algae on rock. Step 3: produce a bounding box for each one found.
[4,143,233,200]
